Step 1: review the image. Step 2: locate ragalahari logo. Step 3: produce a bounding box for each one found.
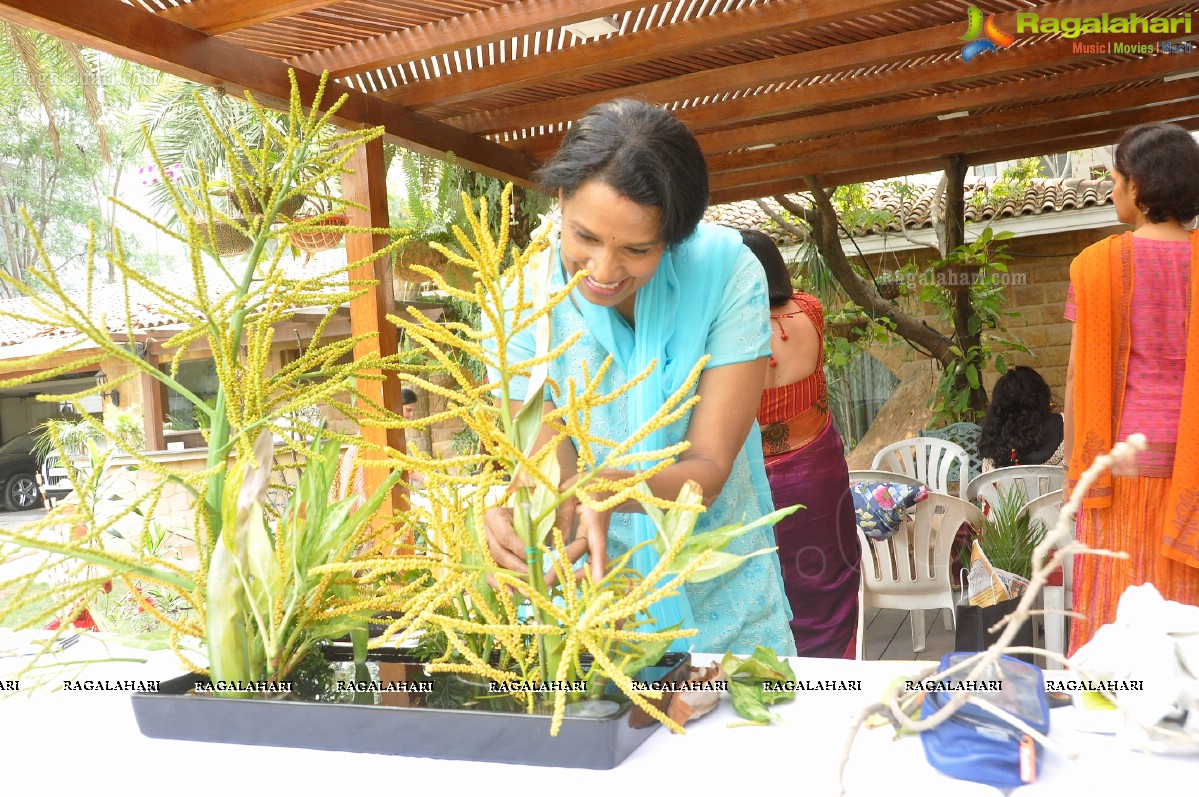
[961,6,1016,62]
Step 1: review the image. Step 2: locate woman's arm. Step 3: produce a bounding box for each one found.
[632,356,768,507]
[485,356,769,576]
[568,356,768,547]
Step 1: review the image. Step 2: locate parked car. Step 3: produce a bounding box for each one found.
[0,432,45,511]
[39,451,74,505]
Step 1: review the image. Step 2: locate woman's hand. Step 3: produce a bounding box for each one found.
[481,494,605,585]
[573,501,610,584]
[482,505,531,573]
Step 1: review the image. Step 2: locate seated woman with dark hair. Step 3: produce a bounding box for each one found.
[978,365,1064,472]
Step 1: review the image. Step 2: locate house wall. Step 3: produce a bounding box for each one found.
[98,345,357,450]
[860,224,1125,403]
[72,445,324,563]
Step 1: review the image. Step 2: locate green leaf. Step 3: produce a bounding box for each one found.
[511,379,546,458]
[245,502,283,617]
[656,480,704,552]
[667,548,768,583]
[967,315,981,336]
[721,647,797,723]
[206,537,250,687]
[681,504,801,558]
[729,681,782,723]
[966,364,980,390]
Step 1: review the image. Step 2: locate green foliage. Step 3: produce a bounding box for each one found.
[137,78,296,225]
[901,227,1029,424]
[721,646,797,724]
[392,149,464,245]
[969,157,1043,209]
[832,183,895,235]
[0,27,164,291]
[0,72,415,691]
[970,484,1046,581]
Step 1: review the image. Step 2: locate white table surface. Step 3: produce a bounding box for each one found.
[1,638,1194,797]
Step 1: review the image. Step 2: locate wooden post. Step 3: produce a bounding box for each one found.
[343,137,408,544]
[139,364,166,452]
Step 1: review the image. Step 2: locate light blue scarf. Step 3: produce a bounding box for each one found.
[548,223,748,646]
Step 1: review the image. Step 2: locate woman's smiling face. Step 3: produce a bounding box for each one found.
[559,179,665,323]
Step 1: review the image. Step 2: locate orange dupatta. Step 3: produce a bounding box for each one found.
[1068,230,1199,569]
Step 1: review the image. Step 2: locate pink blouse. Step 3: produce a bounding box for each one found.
[1064,238,1189,475]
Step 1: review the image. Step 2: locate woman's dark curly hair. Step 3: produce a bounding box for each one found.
[978,366,1053,466]
[1114,123,1199,224]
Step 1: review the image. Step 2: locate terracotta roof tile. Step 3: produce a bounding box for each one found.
[705,177,1115,240]
[0,249,348,350]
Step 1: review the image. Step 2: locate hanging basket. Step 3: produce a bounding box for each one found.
[290,214,347,253]
[877,279,902,301]
[395,241,446,283]
[195,220,252,256]
[395,241,477,289]
[228,186,307,220]
[827,317,871,341]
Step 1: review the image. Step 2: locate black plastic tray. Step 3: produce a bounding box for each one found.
[131,651,690,769]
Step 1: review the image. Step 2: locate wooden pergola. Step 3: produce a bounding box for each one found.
[3,0,1197,511]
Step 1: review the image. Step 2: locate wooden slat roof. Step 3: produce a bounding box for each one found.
[3,0,1198,203]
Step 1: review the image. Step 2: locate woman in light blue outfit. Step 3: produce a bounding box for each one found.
[483,99,795,656]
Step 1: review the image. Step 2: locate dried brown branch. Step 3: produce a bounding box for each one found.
[837,434,1153,794]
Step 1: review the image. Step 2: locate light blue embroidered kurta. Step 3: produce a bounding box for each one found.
[487,222,796,656]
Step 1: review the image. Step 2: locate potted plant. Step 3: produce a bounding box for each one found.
[392,151,476,290]
[0,72,406,684]
[968,485,1047,582]
[0,76,793,768]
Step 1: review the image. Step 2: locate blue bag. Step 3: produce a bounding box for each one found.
[919,653,1050,788]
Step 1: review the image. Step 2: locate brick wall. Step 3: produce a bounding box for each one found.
[865,224,1125,404]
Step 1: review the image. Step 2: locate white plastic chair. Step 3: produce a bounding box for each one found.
[857,493,983,656]
[966,465,1065,511]
[847,469,926,489]
[870,437,970,500]
[849,470,924,659]
[1019,489,1072,662]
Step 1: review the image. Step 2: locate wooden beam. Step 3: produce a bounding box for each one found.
[159,0,339,35]
[524,47,1192,161]
[382,0,911,109]
[709,91,1199,193]
[706,78,1199,175]
[288,0,647,79]
[455,0,1175,135]
[674,32,1167,136]
[344,138,408,542]
[139,365,166,452]
[0,0,536,184]
[708,116,1199,204]
[695,51,1188,155]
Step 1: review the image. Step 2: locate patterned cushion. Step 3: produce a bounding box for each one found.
[852,481,930,540]
[921,422,983,482]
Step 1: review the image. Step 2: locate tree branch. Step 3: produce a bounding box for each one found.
[799,177,954,365]
[756,197,811,242]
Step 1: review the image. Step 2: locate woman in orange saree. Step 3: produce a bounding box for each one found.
[1065,122,1199,654]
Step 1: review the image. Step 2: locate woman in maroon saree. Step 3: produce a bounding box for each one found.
[740,229,860,658]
